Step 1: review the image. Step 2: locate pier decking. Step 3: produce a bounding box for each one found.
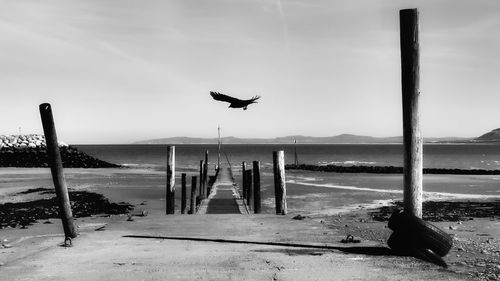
[198,167,249,214]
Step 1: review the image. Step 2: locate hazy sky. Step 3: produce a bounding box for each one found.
[1,0,499,144]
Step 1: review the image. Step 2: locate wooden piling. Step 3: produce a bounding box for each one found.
[273,151,287,215]
[400,8,423,218]
[190,176,197,214]
[166,146,175,214]
[203,150,209,197]
[245,169,253,210]
[241,161,247,199]
[39,103,77,239]
[199,160,203,197]
[181,173,187,214]
[253,161,261,214]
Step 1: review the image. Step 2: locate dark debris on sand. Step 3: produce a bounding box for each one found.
[370,200,500,222]
[0,188,133,229]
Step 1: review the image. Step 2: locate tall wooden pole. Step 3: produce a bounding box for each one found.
[190,176,197,214]
[400,8,423,218]
[166,146,175,214]
[245,170,253,210]
[242,161,247,199]
[39,103,77,239]
[253,161,261,214]
[273,151,287,215]
[203,150,209,198]
[181,173,187,214]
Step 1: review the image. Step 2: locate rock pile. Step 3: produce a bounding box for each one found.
[286,164,500,175]
[0,134,68,149]
[0,134,120,168]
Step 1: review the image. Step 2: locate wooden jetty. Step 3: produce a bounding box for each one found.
[198,166,249,214]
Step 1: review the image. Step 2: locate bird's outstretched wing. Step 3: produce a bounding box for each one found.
[210,91,242,104]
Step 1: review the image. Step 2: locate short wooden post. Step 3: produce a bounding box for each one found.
[241,161,247,199]
[203,150,209,198]
[273,151,287,215]
[181,173,187,214]
[199,160,204,197]
[190,176,197,214]
[245,169,253,210]
[400,8,423,218]
[253,161,261,214]
[166,146,175,214]
[39,103,77,239]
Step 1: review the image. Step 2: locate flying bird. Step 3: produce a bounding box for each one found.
[210,91,260,110]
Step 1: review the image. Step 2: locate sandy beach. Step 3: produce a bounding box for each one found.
[0,168,499,280]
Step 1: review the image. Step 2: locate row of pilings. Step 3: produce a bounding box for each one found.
[240,151,287,215]
[164,146,289,215]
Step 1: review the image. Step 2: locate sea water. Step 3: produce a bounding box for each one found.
[76,144,500,215]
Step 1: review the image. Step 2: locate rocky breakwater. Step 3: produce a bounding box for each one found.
[286,164,500,175]
[0,134,120,168]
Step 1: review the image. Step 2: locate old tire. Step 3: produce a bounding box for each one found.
[388,210,452,257]
[387,232,447,268]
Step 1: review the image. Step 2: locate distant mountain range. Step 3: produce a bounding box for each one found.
[134,134,472,145]
[135,128,500,145]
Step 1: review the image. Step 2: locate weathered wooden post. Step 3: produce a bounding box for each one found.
[181,173,187,214]
[273,151,287,215]
[253,161,261,214]
[39,103,77,239]
[203,150,209,197]
[199,160,204,197]
[166,146,175,214]
[400,8,423,218]
[190,176,197,214]
[241,161,247,199]
[245,169,253,210]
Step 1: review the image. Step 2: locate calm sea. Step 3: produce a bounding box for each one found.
[74,144,500,215]
[75,144,500,171]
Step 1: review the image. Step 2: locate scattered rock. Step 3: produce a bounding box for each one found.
[0,190,133,228]
[292,214,306,220]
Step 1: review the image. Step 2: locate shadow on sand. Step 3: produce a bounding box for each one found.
[123,235,446,267]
